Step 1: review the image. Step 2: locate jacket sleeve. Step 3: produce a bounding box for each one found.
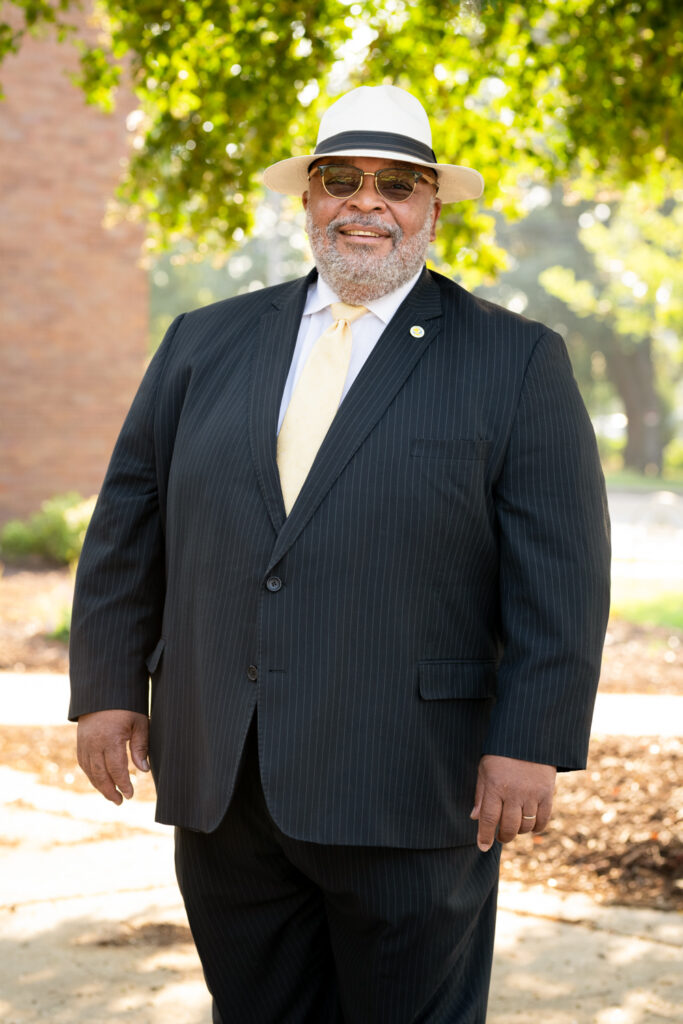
[68,315,185,721]
[483,328,611,770]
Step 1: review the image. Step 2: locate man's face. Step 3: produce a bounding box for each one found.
[303,156,442,304]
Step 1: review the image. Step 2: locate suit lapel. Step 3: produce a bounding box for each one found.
[266,268,442,572]
[248,272,313,534]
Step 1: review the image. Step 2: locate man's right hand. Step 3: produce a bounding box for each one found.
[77,709,150,804]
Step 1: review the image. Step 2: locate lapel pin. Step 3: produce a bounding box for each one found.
[410,325,425,338]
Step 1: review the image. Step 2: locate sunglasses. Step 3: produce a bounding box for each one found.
[309,163,439,203]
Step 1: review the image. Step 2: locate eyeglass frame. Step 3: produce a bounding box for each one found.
[307,162,439,202]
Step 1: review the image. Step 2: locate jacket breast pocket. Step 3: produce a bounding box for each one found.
[410,438,490,461]
[418,659,498,701]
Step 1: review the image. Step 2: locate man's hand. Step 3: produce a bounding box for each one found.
[470,754,556,852]
[77,709,150,804]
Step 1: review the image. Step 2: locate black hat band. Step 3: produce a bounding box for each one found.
[315,130,436,164]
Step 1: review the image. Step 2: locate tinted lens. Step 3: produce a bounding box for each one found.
[375,170,417,201]
[320,166,363,197]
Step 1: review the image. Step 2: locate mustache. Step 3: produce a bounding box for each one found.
[325,215,402,244]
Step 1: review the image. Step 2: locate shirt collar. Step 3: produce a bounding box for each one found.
[304,267,424,324]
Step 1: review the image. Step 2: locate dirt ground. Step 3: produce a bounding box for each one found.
[0,566,73,674]
[1,566,682,913]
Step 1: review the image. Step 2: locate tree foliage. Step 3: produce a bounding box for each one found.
[476,185,683,473]
[3,0,683,472]
[2,0,682,280]
[0,0,74,76]
[542,196,683,348]
[540,190,683,471]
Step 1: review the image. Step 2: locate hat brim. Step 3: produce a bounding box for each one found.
[262,148,484,203]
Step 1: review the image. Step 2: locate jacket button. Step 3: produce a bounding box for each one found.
[246,665,258,682]
[266,576,282,592]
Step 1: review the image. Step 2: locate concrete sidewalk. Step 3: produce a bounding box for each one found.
[1,674,682,1023]
[1,762,681,1024]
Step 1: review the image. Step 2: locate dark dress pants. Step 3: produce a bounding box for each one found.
[175,721,500,1023]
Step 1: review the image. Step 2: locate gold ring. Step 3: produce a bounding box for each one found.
[522,815,536,820]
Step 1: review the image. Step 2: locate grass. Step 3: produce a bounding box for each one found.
[610,597,683,630]
[604,469,683,493]
[610,579,683,630]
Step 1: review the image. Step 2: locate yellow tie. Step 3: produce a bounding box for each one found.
[277,302,368,514]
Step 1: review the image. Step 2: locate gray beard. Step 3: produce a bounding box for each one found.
[305,200,434,304]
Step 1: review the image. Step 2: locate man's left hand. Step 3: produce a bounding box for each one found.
[470,755,556,852]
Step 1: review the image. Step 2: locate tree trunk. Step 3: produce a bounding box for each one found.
[601,336,664,473]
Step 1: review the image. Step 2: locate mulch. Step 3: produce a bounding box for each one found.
[500,734,682,912]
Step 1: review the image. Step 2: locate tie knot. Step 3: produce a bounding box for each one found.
[330,302,368,326]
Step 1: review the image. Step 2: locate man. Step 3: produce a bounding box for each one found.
[70,85,610,1022]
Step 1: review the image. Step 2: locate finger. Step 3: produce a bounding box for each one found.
[77,735,121,804]
[497,800,523,844]
[103,744,134,800]
[533,793,554,834]
[519,808,538,834]
[476,792,503,852]
[82,753,124,804]
[470,774,485,820]
[130,716,150,773]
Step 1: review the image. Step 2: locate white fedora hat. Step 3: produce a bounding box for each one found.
[262,84,484,203]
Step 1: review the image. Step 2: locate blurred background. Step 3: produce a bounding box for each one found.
[2,0,683,528]
[0,2,681,1022]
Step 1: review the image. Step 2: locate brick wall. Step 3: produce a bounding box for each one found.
[0,13,148,525]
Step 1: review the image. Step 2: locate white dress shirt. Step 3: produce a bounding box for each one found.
[277,269,423,433]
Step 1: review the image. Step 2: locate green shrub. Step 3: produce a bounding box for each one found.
[664,437,683,473]
[595,433,624,472]
[0,492,96,565]
[48,605,72,644]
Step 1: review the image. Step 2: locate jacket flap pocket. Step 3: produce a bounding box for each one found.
[145,637,166,674]
[410,438,490,460]
[418,660,497,700]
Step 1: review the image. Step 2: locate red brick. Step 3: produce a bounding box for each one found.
[0,8,148,525]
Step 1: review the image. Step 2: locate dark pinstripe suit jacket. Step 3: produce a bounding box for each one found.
[69,267,610,847]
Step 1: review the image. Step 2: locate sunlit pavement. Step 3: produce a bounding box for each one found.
[609,488,683,586]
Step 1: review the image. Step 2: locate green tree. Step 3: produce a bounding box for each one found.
[149,193,310,352]
[539,190,683,472]
[477,185,683,472]
[3,0,682,469]
[3,0,681,275]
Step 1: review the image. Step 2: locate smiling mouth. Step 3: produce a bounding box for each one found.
[338,228,390,239]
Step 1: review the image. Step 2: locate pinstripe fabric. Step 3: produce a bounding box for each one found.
[69,267,611,846]
[176,721,499,1024]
